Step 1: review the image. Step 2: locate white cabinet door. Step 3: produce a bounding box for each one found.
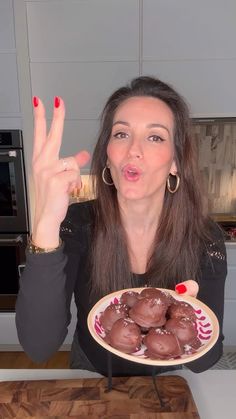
[27,0,139,62]
[224,245,236,347]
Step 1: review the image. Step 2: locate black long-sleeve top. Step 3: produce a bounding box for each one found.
[15,200,227,376]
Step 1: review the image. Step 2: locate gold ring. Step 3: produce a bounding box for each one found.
[62,159,68,171]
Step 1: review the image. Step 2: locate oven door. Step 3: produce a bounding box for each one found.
[0,148,29,232]
[0,233,27,312]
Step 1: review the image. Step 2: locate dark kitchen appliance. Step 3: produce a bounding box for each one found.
[0,233,27,311]
[0,130,29,311]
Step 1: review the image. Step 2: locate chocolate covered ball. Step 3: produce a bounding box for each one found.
[165,317,198,347]
[168,300,196,321]
[184,336,202,353]
[100,303,129,332]
[140,287,173,306]
[105,318,142,354]
[120,291,139,308]
[129,297,168,328]
[144,327,182,359]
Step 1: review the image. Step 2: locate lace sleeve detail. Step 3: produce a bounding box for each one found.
[60,218,75,236]
[206,240,226,261]
[59,201,94,242]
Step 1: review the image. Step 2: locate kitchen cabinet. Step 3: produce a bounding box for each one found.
[0,0,21,128]
[223,243,236,347]
[0,299,76,349]
[142,0,236,117]
[25,0,140,163]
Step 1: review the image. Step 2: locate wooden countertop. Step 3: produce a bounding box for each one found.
[0,375,199,418]
[1,370,235,419]
[211,213,236,222]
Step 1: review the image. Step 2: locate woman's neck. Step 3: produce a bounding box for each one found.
[117,194,164,274]
[118,194,162,235]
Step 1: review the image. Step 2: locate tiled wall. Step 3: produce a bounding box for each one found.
[193,119,236,214]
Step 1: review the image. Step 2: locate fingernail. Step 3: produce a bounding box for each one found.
[54,96,60,108]
[33,96,38,107]
[175,284,187,294]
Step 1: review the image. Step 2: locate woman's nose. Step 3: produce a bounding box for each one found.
[127,138,143,159]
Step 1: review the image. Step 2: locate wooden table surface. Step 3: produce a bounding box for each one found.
[0,375,200,418]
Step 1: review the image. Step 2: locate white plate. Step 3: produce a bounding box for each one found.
[87,288,219,366]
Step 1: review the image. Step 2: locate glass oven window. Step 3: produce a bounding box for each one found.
[0,234,27,312]
[0,161,17,217]
[0,245,20,294]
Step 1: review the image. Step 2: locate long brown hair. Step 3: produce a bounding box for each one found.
[90,76,210,298]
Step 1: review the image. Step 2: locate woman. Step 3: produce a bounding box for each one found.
[16,77,227,376]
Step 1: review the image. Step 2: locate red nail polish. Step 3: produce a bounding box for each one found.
[175,284,187,294]
[33,96,38,107]
[54,96,60,108]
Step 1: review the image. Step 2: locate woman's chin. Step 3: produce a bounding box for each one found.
[117,189,149,202]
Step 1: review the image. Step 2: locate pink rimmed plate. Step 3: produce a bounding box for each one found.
[87,288,219,366]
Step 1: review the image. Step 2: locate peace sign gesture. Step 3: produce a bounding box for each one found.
[31,96,90,248]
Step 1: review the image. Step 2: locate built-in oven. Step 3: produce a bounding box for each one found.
[0,130,29,311]
[0,233,27,312]
[0,130,29,232]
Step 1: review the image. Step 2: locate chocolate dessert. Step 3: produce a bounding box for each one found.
[100,303,129,332]
[129,296,168,328]
[140,287,173,306]
[144,327,183,359]
[105,318,142,353]
[98,288,203,360]
[168,300,196,321]
[120,290,139,308]
[165,317,201,349]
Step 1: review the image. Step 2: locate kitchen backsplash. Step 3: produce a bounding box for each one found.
[69,175,95,203]
[193,118,236,215]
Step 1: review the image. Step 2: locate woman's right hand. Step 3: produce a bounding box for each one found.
[31,96,90,248]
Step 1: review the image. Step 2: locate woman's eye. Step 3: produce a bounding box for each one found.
[148,135,165,142]
[113,131,129,139]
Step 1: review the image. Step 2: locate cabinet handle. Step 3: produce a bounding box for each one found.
[0,235,23,244]
[0,150,17,157]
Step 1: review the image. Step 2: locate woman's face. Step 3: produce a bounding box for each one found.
[106,96,177,202]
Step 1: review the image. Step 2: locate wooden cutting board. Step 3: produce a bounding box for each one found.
[0,375,200,418]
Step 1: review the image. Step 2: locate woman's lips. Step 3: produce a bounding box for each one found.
[122,165,142,182]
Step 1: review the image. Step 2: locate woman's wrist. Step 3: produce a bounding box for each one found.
[28,235,63,254]
[32,218,61,249]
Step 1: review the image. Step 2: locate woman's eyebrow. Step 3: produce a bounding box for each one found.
[112,120,129,127]
[147,123,170,135]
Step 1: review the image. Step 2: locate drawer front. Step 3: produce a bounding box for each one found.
[225,266,236,299]
[226,245,236,266]
[223,300,236,346]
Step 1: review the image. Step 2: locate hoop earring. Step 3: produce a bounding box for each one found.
[102,166,114,186]
[167,173,180,193]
